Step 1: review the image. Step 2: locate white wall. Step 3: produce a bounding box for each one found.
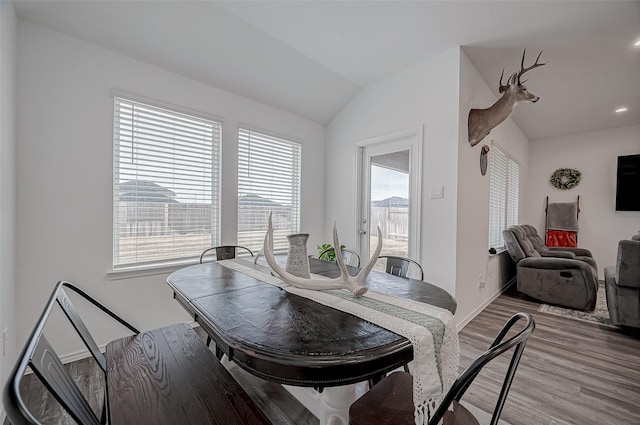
[455,51,530,325]
[16,20,325,358]
[0,0,17,412]
[326,48,460,298]
[524,125,640,276]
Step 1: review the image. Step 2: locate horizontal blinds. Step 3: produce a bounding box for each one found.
[506,159,520,228]
[238,128,301,253]
[488,146,520,249]
[113,97,221,268]
[488,146,507,249]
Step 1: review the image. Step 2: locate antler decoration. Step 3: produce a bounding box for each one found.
[262,214,382,297]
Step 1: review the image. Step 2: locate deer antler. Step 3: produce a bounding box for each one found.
[498,69,508,93]
[517,49,546,85]
[262,214,381,297]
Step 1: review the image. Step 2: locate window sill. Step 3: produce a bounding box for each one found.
[108,259,200,281]
[489,247,507,256]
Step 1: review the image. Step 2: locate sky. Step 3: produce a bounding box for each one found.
[371,165,409,202]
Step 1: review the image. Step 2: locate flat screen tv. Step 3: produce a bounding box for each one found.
[616,154,640,211]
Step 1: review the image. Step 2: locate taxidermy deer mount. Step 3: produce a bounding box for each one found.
[468,49,547,146]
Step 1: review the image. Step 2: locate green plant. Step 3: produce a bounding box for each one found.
[317,243,345,262]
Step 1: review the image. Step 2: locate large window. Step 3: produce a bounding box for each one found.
[113,97,221,269]
[488,145,520,249]
[237,128,301,253]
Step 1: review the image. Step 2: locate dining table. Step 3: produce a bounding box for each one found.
[167,256,457,425]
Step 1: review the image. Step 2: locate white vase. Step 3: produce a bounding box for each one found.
[285,233,311,279]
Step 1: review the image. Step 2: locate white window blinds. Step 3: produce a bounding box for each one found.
[238,128,301,253]
[506,160,520,229]
[488,145,520,249]
[113,97,221,269]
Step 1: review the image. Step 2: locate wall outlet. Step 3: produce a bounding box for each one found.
[478,274,486,289]
[2,328,8,356]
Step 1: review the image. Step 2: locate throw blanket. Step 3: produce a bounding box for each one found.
[546,202,579,232]
[219,258,459,425]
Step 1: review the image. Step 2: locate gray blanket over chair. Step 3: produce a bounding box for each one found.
[546,202,579,232]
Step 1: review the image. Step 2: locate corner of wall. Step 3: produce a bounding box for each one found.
[0,0,18,404]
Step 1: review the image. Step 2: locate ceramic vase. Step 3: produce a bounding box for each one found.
[285,233,311,279]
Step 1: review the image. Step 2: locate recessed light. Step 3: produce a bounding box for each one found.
[615,107,628,113]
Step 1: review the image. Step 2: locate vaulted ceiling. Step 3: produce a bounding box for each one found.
[14,1,640,141]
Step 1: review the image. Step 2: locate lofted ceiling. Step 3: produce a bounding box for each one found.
[13,0,640,141]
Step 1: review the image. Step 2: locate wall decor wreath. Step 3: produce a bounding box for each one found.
[550,168,582,190]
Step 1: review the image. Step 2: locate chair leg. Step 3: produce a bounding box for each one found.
[206,336,212,347]
[403,363,410,374]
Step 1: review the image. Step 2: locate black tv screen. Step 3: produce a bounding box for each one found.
[616,154,640,211]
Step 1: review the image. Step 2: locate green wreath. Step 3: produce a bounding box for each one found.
[550,168,582,190]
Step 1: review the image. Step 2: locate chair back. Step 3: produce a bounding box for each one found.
[349,312,534,425]
[200,245,254,263]
[3,281,138,425]
[615,239,640,289]
[430,312,535,425]
[379,255,424,281]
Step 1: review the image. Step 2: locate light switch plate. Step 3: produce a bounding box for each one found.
[429,185,444,199]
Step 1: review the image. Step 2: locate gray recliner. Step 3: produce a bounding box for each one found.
[503,224,598,311]
[605,232,640,327]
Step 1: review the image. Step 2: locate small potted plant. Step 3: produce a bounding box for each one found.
[317,243,346,261]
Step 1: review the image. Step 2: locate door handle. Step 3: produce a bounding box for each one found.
[359,230,367,235]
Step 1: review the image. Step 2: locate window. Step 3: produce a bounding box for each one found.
[113,97,221,269]
[237,128,301,253]
[488,145,520,249]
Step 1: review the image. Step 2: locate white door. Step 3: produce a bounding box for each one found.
[357,128,422,270]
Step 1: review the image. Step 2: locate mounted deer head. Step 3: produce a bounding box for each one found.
[468,49,547,146]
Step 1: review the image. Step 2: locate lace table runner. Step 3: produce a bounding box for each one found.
[219,258,459,425]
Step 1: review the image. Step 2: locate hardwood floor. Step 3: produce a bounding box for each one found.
[460,287,640,425]
[9,287,640,424]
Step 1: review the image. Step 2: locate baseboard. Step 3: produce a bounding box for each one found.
[456,277,517,332]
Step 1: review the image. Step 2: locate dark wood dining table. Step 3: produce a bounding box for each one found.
[167,257,456,425]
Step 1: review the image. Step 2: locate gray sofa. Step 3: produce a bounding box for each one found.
[605,232,640,328]
[503,224,598,311]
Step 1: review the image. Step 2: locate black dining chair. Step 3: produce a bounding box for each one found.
[199,245,254,263]
[319,247,361,267]
[378,255,424,281]
[350,312,535,425]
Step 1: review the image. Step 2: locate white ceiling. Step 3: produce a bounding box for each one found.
[13,0,640,141]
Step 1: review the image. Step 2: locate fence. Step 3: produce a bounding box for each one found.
[369,206,408,240]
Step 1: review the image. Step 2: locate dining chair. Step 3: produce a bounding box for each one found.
[378,255,424,281]
[349,312,535,425]
[199,245,254,263]
[319,247,361,267]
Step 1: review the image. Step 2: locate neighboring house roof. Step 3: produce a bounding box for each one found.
[118,180,178,203]
[372,196,408,207]
[239,194,287,209]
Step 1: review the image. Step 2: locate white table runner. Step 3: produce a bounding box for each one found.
[219,258,460,424]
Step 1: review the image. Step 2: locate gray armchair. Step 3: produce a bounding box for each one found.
[503,224,598,311]
[605,232,640,327]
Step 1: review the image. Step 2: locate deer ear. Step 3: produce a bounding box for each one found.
[508,72,518,86]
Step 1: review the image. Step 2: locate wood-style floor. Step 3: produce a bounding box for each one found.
[9,287,640,424]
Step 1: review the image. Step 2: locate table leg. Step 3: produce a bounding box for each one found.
[284,384,359,425]
[320,385,359,425]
